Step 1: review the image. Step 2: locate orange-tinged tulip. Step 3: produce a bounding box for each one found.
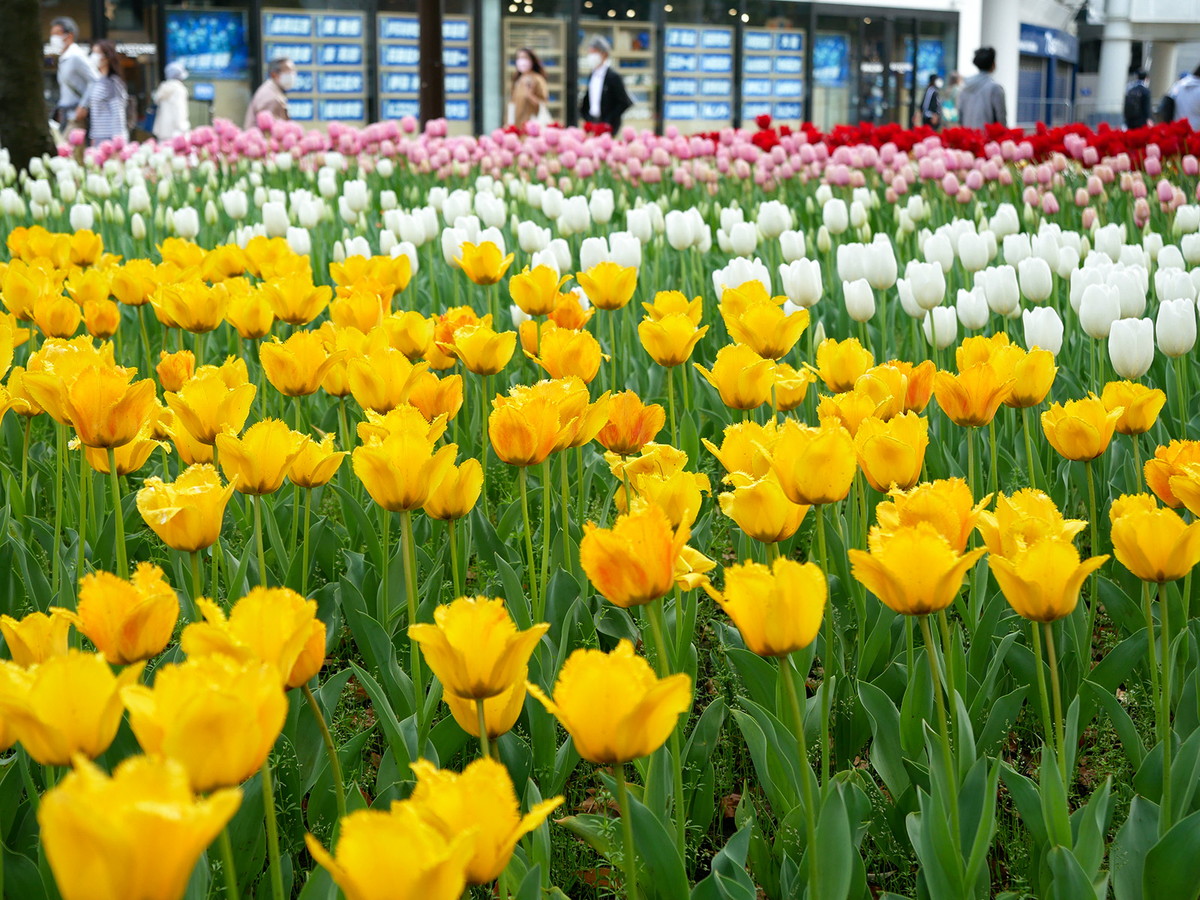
[407,369,465,423]
[718,473,809,544]
[575,261,638,311]
[457,241,514,286]
[383,310,435,360]
[816,389,887,437]
[83,298,120,340]
[1109,493,1200,582]
[444,673,526,740]
[261,331,344,397]
[488,393,563,468]
[705,558,825,656]
[0,650,142,766]
[353,432,458,512]
[596,390,665,456]
[136,464,236,552]
[638,313,709,367]
[528,639,691,764]
[854,411,929,492]
[31,293,81,338]
[702,420,780,479]
[68,563,179,665]
[771,419,856,505]
[548,290,594,330]
[1101,381,1166,436]
[526,323,605,383]
[580,504,688,608]
[975,489,1086,557]
[438,322,516,376]
[888,358,936,413]
[165,368,257,445]
[156,349,195,393]
[216,419,306,495]
[1167,463,1200,519]
[410,596,548,699]
[694,343,775,410]
[263,274,333,325]
[1041,395,1122,461]
[720,282,809,360]
[876,478,988,553]
[815,337,874,392]
[849,523,986,615]
[0,609,73,667]
[182,588,325,689]
[934,364,1014,427]
[990,538,1107,622]
[289,433,347,488]
[537,377,611,451]
[1145,440,1200,508]
[509,265,568,317]
[427,306,487,370]
[643,290,703,324]
[424,458,483,520]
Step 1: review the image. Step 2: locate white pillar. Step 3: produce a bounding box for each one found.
[1150,41,1180,101]
[479,0,502,133]
[1096,0,1133,119]
[979,0,1021,125]
[955,0,983,80]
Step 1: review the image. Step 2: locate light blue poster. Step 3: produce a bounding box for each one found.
[813,33,849,87]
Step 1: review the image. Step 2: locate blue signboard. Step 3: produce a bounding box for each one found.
[663,25,734,123]
[742,27,805,121]
[260,9,366,124]
[165,10,250,79]
[1019,23,1078,63]
[813,33,849,87]
[378,14,473,124]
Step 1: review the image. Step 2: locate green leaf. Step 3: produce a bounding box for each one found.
[690,824,757,900]
[629,789,690,900]
[1111,795,1159,900]
[813,785,855,900]
[1047,845,1102,900]
[858,681,912,799]
[1143,808,1200,900]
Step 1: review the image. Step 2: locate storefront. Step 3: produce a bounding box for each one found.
[46,0,960,134]
[1016,23,1078,128]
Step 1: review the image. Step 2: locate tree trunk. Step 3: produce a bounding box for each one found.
[0,0,54,170]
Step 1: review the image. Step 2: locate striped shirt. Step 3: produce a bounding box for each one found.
[85,75,129,144]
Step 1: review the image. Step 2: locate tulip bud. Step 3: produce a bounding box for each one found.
[958,232,990,272]
[609,232,642,269]
[131,213,146,241]
[1111,266,1147,318]
[1079,283,1121,339]
[172,207,199,240]
[843,278,875,323]
[1017,257,1053,302]
[69,203,94,232]
[1108,317,1155,378]
[1156,297,1197,358]
[286,227,311,257]
[864,235,898,289]
[923,232,954,272]
[823,198,849,234]
[626,207,653,243]
[1023,306,1064,355]
[905,260,946,309]
[780,229,806,262]
[729,221,758,257]
[1003,233,1032,265]
[779,259,822,308]
[897,278,923,319]
[956,287,989,331]
[665,209,694,251]
[923,306,958,349]
[589,188,615,225]
[836,243,865,284]
[816,226,832,253]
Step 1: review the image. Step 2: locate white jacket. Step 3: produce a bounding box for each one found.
[152,79,190,140]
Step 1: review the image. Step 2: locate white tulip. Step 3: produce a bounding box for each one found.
[1017,257,1053,303]
[262,201,289,237]
[441,226,467,267]
[379,229,398,256]
[816,226,832,254]
[823,198,849,235]
[131,212,146,241]
[905,260,946,310]
[478,227,506,255]
[896,278,923,319]
[756,200,792,239]
[220,189,247,220]
[1079,283,1121,339]
[923,307,958,349]
[286,227,311,256]
[1023,307,1064,355]
[29,179,53,206]
[1174,205,1200,234]
[1109,317,1155,378]
[344,236,372,260]
[779,259,822,308]
[1094,223,1125,261]
[919,232,951,273]
[1119,244,1149,269]
[864,235,898,290]
[428,186,448,211]
[780,229,806,262]
[392,240,419,275]
[530,248,560,276]
[834,243,864,284]
[626,207,653,244]
[956,287,989,331]
[317,174,338,201]
[337,198,359,226]
[589,188,615,225]
[843,278,875,322]
[1156,268,1197,303]
[665,209,695,251]
[344,180,370,214]
[475,193,507,229]
[1181,234,1200,265]
[1158,245,1186,270]
[1031,231,1060,269]
[849,200,867,229]
[729,221,758,257]
[580,237,610,272]
[714,257,770,297]
[719,206,745,233]
[957,231,989,273]
[510,304,532,328]
[540,187,564,220]
[1143,232,1164,261]
[1055,246,1080,279]
[1001,233,1031,266]
[517,220,550,254]
[376,158,393,179]
[610,232,642,270]
[1156,298,1197,358]
[1111,267,1147,318]
[549,238,572,272]
[69,203,94,232]
[172,207,199,240]
[989,203,1020,238]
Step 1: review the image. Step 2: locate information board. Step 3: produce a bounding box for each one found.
[165,9,249,79]
[662,25,734,127]
[261,9,366,123]
[741,28,804,123]
[378,14,473,125]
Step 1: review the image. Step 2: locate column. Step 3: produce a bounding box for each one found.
[979,0,1020,125]
[1149,40,1179,101]
[478,0,501,132]
[1096,0,1132,120]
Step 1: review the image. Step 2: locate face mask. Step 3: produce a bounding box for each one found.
[587,52,602,71]
[89,52,103,69]
[48,34,65,55]
[278,71,296,90]
[516,57,532,73]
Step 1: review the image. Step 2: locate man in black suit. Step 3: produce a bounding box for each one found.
[579,36,632,135]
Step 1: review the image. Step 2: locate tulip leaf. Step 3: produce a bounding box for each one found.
[0,851,48,900]
[813,785,854,900]
[1143,808,1200,900]
[296,866,337,900]
[859,681,911,798]
[1111,795,1159,900]
[731,704,800,817]
[1082,680,1145,769]
[724,647,778,712]
[1047,844,1101,900]
[689,823,757,900]
[628,790,690,900]
[333,484,382,571]
[977,685,1027,754]
[350,662,413,776]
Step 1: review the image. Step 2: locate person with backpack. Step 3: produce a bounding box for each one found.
[920,74,942,129]
[1124,69,1152,129]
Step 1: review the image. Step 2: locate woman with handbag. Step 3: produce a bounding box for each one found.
[74,40,129,146]
[509,48,550,128]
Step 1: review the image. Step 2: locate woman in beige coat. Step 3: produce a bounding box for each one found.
[509,48,549,128]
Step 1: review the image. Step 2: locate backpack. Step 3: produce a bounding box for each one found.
[1159,93,1176,124]
[1124,82,1149,125]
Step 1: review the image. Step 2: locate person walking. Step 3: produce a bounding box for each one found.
[74,40,128,146]
[48,17,96,128]
[958,47,1006,129]
[920,74,942,129]
[941,71,962,125]
[1166,64,1200,129]
[578,36,632,136]
[508,47,549,128]
[152,62,191,141]
[244,57,295,130]
[1123,69,1152,129]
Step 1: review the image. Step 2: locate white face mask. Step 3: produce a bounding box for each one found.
[89,52,104,70]
[48,34,65,55]
[278,71,296,90]
[587,52,603,71]
[516,57,532,73]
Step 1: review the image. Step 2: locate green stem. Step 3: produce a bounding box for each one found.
[780,654,819,898]
[480,374,491,520]
[988,419,999,497]
[107,447,127,579]
[379,509,391,624]
[608,312,619,393]
[301,489,312,598]
[253,493,267,588]
[20,417,30,504]
[667,365,678,447]
[401,509,426,744]
[560,451,572,573]
[815,503,832,786]
[540,459,552,616]
[187,551,203,621]
[936,609,958,747]
[519,468,539,617]
[1030,620,1057,779]
[217,825,239,899]
[448,519,462,597]
[646,599,687,864]
[1022,406,1037,490]
[302,683,347,829]
[1176,354,1189,439]
[966,425,976,495]
[261,758,285,900]
[51,424,65,596]
[1042,622,1068,789]
[476,697,490,758]
[1085,459,1100,647]
[289,483,300,560]
[1159,580,1174,833]
[919,615,961,852]
[614,766,639,900]
[78,448,89,582]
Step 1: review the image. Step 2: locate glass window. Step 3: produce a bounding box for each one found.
[813,15,852,130]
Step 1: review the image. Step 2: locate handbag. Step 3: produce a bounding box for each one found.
[535,102,552,124]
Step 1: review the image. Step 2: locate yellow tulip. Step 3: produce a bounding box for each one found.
[975,490,1087,558]
[933,364,1013,427]
[876,478,988,554]
[31,293,81,339]
[1001,347,1057,409]
[156,349,195,393]
[853,364,908,421]
[576,261,638,311]
[408,369,465,424]
[121,654,287,792]
[0,650,142,765]
[290,433,348,488]
[643,290,703,324]
[424,458,483,521]
[1145,439,1200,508]
[528,639,691,764]
[25,364,158,447]
[626,467,710,531]
[773,363,816,412]
[69,563,179,665]
[152,280,228,333]
[38,755,242,900]
[165,368,257,445]
[69,229,104,265]
[990,538,1107,622]
[693,343,775,410]
[888,358,937,413]
[306,801,475,900]
[526,322,606,383]
[488,392,562,467]
[675,544,717,591]
[353,432,458,512]
[136,463,236,552]
[702,420,780,479]
[956,332,1012,369]
[718,473,809,544]
[705,558,825,656]
[1041,395,1122,461]
[444,673,526,740]
[638,313,709,367]
[849,523,986,616]
[580,504,689,608]
[1101,380,1166,436]
[263,273,333,325]
[329,255,413,296]
[853,411,929,492]
[410,757,563,884]
[816,388,887,437]
[357,404,448,445]
[1109,493,1200,582]
[771,419,856,505]
[1168,463,1200,519]
[541,377,612,451]
[216,419,307,495]
[0,608,73,667]
[596,390,665,457]
[814,337,874,392]
[224,285,275,340]
[719,281,809,360]
[348,332,431,413]
[437,322,516,376]
[83,298,120,340]
[111,259,157,306]
[260,331,344,397]
[410,596,548,699]
[509,265,568,316]
[383,310,435,361]
[457,241,515,286]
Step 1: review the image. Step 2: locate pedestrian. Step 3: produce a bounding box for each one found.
[920,74,942,129]
[48,17,96,129]
[1123,69,1152,129]
[958,47,1006,129]
[244,57,295,131]
[578,36,632,136]
[74,40,128,146]
[941,71,962,125]
[508,47,549,128]
[152,62,191,141]
[1165,64,1200,129]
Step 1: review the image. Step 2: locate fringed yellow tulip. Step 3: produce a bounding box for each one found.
[216,419,307,495]
[875,478,987,553]
[853,411,929,492]
[580,504,689,608]
[1041,395,1122,461]
[69,563,178,665]
[136,464,236,552]
[0,608,73,667]
[444,673,526,740]
[933,364,1013,427]
[489,392,562,467]
[702,420,780,479]
[706,558,825,656]
[1145,440,1200,508]
[596,390,665,456]
[975,490,1087,558]
[156,349,195,392]
[849,523,985,616]
[260,331,344,397]
[990,538,1107,622]
[1109,493,1200,582]
[165,367,257,444]
[718,473,809,544]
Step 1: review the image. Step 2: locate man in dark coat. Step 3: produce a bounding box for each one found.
[579,36,632,135]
